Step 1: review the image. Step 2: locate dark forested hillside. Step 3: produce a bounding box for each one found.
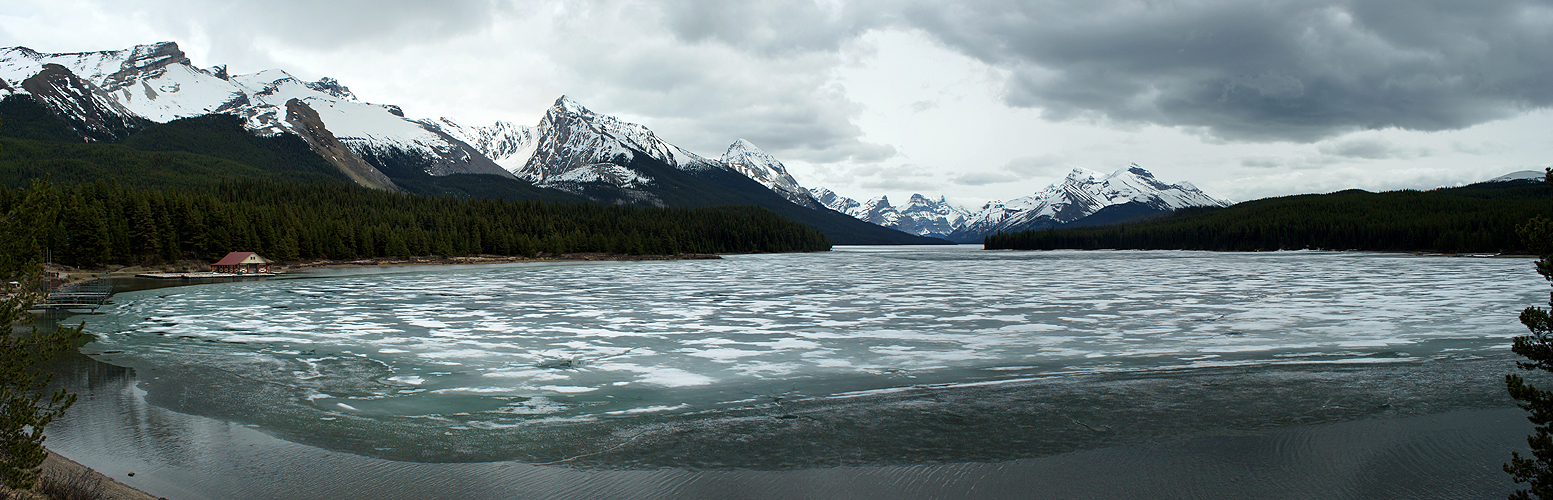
[985,182,1553,253]
[618,154,951,245]
[0,179,831,268]
[0,96,585,203]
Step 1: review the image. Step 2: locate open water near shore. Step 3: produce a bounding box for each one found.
[42,246,1542,498]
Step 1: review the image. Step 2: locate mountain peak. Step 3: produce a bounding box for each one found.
[1064,167,1103,182]
[305,77,356,100]
[720,138,817,208]
[554,95,589,115]
[946,163,1232,242]
[107,41,189,82]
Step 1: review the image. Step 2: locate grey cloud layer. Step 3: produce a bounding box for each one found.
[660,0,1553,143]
[910,0,1553,142]
[32,0,1552,164]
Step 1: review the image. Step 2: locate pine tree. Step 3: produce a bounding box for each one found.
[1507,168,1553,499]
[0,174,81,490]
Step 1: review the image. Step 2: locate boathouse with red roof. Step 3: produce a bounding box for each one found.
[213,252,273,274]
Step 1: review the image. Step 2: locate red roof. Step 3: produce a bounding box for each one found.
[214,252,257,266]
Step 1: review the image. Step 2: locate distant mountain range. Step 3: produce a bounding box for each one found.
[4,42,1330,246]
[0,41,940,245]
[813,165,1233,243]
[6,41,1537,249]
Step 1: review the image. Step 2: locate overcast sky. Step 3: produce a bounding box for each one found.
[3,0,1551,208]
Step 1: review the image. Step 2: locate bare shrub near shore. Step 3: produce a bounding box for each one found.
[36,468,103,500]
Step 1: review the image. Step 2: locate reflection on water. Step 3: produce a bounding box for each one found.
[44,351,1526,499]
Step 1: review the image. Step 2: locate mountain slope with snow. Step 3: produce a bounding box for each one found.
[0,42,514,185]
[808,188,971,239]
[0,41,949,245]
[947,164,1231,242]
[720,139,819,209]
[812,164,1227,242]
[900,194,973,239]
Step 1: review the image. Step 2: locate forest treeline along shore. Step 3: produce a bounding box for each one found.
[985,182,1552,254]
[0,179,832,268]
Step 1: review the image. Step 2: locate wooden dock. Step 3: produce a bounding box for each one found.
[135,272,277,279]
[36,277,111,312]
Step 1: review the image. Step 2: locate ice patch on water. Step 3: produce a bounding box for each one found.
[636,369,715,387]
[387,376,424,385]
[431,387,516,394]
[998,324,1064,333]
[406,318,450,329]
[605,404,689,415]
[537,385,597,394]
[678,347,765,361]
[418,349,499,360]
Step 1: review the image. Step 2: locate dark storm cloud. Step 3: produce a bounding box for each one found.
[894,0,1553,142]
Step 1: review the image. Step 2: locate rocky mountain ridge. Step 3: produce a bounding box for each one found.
[1,41,1240,246]
[0,42,514,184]
[0,41,939,245]
[815,164,1233,243]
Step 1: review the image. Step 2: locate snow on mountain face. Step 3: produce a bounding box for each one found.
[3,62,144,141]
[857,196,905,228]
[899,194,972,238]
[810,187,862,215]
[513,96,732,197]
[807,188,969,239]
[721,139,819,209]
[421,118,540,174]
[0,42,514,181]
[950,164,1231,241]
[815,164,1226,241]
[1487,170,1548,183]
[2,42,837,209]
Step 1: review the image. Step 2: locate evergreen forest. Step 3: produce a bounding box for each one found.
[0,179,831,268]
[985,181,1553,253]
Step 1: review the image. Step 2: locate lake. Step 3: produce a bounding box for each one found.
[45,246,1540,498]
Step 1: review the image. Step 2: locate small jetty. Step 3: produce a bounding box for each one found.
[37,276,112,312]
[135,271,278,279]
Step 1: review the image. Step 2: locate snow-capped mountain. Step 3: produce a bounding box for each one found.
[900,194,973,238]
[856,196,906,228]
[419,117,540,174]
[0,41,514,188]
[1486,170,1548,184]
[808,189,971,239]
[813,164,1227,242]
[513,96,720,194]
[947,164,1230,242]
[810,187,861,215]
[0,41,950,245]
[436,97,821,208]
[720,139,819,209]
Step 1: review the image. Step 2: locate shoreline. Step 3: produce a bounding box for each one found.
[273,252,722,273]
[0,452,160,500]
[43,252,724,285]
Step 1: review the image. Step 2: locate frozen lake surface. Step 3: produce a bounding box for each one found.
[47,247,1541,497]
